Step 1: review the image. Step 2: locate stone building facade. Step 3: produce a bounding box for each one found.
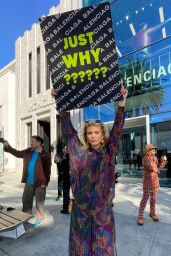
[0,61,16,172]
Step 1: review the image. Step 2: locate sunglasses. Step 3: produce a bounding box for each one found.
[85,119,102,124]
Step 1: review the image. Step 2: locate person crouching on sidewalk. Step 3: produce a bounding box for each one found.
[137,144,167,225]
[2,136,51,224]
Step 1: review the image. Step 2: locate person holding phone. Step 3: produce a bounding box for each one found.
[137,144,167,225]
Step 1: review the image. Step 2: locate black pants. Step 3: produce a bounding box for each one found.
[22,184,46,217]
[63,177,70,211]
[58,172,63,197]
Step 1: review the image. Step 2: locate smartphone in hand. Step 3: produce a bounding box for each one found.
[161,155,167,161]
[0,138,5,143]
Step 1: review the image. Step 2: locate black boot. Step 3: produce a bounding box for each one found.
[60,209,70,214]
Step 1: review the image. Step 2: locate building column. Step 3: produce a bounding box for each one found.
[146,114,151,144]
[32,113,37,135]
[71,0,81,9]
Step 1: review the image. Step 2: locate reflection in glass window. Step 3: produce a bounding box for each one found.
[111,0,171,57]
[151,119,171,186]
[83,0,171,57]
[159,52,170,85]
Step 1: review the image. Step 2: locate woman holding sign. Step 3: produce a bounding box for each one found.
[51,85,128,256]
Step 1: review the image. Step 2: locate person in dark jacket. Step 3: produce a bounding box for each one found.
[54,146,64,201]
[2,136,51,221]
[55,146,71,214]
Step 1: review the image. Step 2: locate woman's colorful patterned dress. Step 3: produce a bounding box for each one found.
[60,107,125,256]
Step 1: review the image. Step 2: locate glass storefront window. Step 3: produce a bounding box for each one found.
[83,0,171,57]
[151,118,171,186]
[112,0,171,57]
[83,1,171,120]
[117,126,146,178]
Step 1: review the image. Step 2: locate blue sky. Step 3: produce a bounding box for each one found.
[0,0,60,69]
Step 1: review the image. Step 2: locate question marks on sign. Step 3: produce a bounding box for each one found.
[93,68,100,79]
[64,73,78,84]
[93,67,108,79]
[100,66,108,77]
[71,73,78,83]
[85,69,93,80]
[78,71,86,82]
[64,66,108,85]
[64,74,71,85]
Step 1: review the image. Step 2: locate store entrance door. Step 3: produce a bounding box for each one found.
[112,116,149,178]
[37,120,50,153]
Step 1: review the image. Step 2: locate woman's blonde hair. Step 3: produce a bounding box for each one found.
[81,121,109,150]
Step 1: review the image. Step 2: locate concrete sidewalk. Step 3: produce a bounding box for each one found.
[0,172,171,256]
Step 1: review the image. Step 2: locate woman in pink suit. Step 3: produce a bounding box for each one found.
[137,144,167,225]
